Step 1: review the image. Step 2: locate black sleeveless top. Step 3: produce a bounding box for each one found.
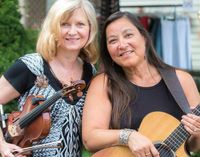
[120,79,184,130]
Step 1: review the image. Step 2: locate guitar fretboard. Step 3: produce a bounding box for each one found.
[163,104,200,151]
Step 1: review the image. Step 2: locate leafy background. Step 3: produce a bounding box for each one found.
[0,0,38,112]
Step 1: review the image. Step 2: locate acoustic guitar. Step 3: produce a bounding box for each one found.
[92,105,200,157]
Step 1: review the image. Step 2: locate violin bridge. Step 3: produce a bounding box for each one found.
[7,124,21,137]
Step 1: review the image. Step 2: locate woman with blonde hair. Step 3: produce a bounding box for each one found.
[0,0,99,156]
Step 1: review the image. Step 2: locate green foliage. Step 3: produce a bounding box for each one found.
[0,0,38,112]
[191,151,200,157]
[0,0,38,74]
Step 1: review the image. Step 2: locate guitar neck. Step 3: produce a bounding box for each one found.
[19,91,63,129]
[164,104,200,152]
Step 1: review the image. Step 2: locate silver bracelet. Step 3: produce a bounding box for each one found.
[119,129,134,145]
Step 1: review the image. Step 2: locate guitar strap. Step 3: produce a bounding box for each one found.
[158,68,191,114]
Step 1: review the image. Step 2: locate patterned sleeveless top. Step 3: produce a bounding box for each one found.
[16,53,96,157]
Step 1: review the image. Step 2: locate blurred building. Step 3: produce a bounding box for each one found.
[19,0,200,70]
[120,0,200,70]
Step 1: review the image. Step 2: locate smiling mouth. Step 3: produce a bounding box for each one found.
[66,38,80,41]
[119,51,133,57]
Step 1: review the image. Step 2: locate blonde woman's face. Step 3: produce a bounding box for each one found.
[58,8,90,53]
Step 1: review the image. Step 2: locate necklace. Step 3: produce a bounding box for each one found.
[47,57,84,86]
[48,64,74,86]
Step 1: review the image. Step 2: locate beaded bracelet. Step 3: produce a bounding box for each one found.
[119,129,135,145]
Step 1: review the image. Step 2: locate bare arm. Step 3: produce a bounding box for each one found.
[0,75,23,157]
[0,75,20,104]
[176,70,200,152]
[176,70,200,108]
[82,74,159,157]
[82,74,120,151]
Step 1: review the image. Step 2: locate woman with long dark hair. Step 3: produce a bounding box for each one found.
[82,11,200,157]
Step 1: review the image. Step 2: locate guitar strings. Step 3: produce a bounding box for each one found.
[156,124,186,156]
[156,105,200,156]
[163,107,200,156]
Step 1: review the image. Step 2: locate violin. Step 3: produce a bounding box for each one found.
[4,80,86,149]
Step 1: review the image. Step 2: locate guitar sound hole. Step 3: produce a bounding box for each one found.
[154,143,175,157]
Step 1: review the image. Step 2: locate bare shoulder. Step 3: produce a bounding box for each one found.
[175,69,194,84]
[175,69,200,107]
[85,72,111,108]
[91,73,107,82]
[89,73,108,90]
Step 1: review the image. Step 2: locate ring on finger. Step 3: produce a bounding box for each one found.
[194,128,200,132]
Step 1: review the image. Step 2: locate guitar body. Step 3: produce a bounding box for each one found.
[92,112,188,157]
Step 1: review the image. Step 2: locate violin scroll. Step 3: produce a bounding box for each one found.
[62,80,86,101]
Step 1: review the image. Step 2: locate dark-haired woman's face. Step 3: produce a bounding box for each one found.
[106,17,146,69]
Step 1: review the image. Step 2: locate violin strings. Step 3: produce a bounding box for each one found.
[19,81,84,128]
[19,91,62,128]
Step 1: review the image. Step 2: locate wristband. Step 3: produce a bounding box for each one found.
[119,129,134,145]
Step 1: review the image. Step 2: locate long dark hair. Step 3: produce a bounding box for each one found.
[100,11,170,129]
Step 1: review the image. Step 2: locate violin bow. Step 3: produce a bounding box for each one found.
[12,140,63,155]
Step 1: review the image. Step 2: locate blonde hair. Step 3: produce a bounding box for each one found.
[36,0,99,63]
